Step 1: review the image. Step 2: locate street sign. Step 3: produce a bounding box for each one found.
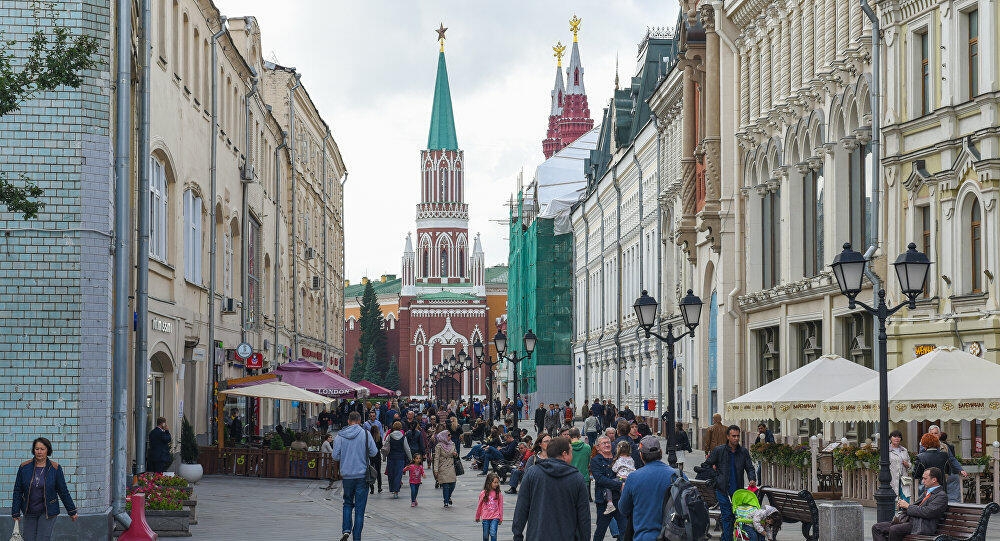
[236,342,253,360]
[246,352,264,370]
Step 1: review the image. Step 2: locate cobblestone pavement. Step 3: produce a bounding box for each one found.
[190,436,1000,540]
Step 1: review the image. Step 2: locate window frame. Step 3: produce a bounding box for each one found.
[967,9,979,99]
[149,155,168,261]
[247,216,261,327]
[183,189,203,284]
[971,198,982,293]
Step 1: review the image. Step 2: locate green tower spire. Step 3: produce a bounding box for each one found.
[427,32,458,151]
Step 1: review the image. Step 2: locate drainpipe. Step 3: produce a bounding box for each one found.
[209,17,228,443]
[595,189,609,406]
[289,74,302,360]
[580,206,591,404]
[861,0,884,370]
[612,163,624,411]
[632,150,655,424]
[651,114,667,427]
[322,130,331,365]
[112,0,134,527]
[242,72,258,350]
[133,0,152,478]
[274,135,287,424]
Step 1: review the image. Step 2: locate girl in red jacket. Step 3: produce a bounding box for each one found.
[474,472,504,541]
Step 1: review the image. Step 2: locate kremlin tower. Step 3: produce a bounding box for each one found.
[542,16,594,158]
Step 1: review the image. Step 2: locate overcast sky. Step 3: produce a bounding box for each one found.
[214,0,679,281]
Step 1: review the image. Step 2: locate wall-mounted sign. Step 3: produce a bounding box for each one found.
[914,344,936,357]
[246,352,264,370]
[152,318,173,333]
[302,347,323,361]
[967,342,983,357]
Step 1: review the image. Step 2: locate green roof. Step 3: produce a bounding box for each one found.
[417,291,479,301]
[427,51,458,151]
[485,264,508,285]
[344,277,402,299]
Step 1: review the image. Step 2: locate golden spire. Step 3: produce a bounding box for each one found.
[553,41,566,67]
[436,22,448,52]
[570,14,581,42]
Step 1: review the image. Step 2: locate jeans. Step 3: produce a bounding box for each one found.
[441,481,455,504]
[594,500,620,541]
[409,482,421,502]
[717,489,735,541]
[508,469,523,490]
[465,444,484,460]
[21,515,56,541]
[587,432,598,447]
[342,478,369,540]
[481,518,499,541]
[481,447,503,473]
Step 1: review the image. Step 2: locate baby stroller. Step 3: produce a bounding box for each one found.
[731,489,760,541]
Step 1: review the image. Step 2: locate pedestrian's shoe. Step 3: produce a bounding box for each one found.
[604,502,617,515]
[505,488,517,494]
[393,492,399,499]
[340,533,350,541]
[411,501,417,507]
[443,502,450,508]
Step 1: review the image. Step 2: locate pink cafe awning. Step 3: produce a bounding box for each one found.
[359,380,395,398]
[271,359,365,398]
[322,367,369,398]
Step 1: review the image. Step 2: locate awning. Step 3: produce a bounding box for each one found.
[359,380,395,398]
[726,354,877,421]
[219,381,333,406]
[274,359,366,398]
[323,367,369,398]
[821,346,1000,422]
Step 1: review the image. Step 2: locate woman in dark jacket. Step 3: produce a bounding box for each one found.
[913,433,962,498]
[383,422,411,499]
[448,416,463,454]
[590,435,623,541]
[12,437,77,541]
[368,425,383,494]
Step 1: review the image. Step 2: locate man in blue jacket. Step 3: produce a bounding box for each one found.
[618,436,679,541]
[703,425,756,541]
[332,411,378,541]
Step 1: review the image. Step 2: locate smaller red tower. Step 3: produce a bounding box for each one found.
[541,16,594,158]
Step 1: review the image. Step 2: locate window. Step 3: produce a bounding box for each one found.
[921,205,932,297]
[849,143,873,251]
[971,198,982,293]
[756,327,779,386]
[247,217,261,326]
[968,10,979,98]
[223,232,233,297]
[440,247,448,278]
[762,190,781,288]
[183,190,203,283]
[920,32,931,115]
[797,321,822,368]
[149,156,168,260]
[157,0,166,60]
[422,248,429,278]
[803,167,824,276]
[458,247,465,278]
[843,313,873,369]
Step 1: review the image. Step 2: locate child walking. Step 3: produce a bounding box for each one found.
[603,441,637,515]
[474,472,504,541]
[403,453,425,507]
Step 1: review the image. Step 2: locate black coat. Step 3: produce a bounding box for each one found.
[534,407,547,428]
[590,453,622,504]
[512,458,591,541]
[674,430,693,452]
[704,443,756,494]
[148,426,172,470]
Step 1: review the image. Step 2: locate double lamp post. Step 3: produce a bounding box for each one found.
[492,329,536,431]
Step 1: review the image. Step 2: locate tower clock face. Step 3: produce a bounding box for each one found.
[236,342,253,360]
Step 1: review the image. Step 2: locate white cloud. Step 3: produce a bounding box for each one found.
[214,0,679,279]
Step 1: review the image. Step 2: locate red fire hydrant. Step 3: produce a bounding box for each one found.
[118,493,158,541]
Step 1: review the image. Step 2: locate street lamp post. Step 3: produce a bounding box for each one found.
[633,289,703,468]
[829,242,931,523]
[493,329,537,431]
[474,338,500,425]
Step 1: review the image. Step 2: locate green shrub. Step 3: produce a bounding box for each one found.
[270,433,286,450]
[180,417,199,464]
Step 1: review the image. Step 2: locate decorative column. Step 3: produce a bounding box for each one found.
[699,2,722,253]
[802,0,815,84]
[790,2,802,94]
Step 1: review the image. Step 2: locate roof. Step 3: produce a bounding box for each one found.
[344,277,402,299]
[417,291,480,301]
[427,51,459,151]
[485,265,508,285]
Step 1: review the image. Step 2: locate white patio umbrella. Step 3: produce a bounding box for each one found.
[726,354,877,421]
[821,346,1000,422]
[219,381,334,406]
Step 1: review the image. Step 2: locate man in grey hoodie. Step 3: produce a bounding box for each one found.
[332,411,378,541]
[512,436,591,541]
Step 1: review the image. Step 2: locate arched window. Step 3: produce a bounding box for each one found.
[440,248,448,278]
[971,198,982,293]
[802,167,824,276]
[183,189,203,283]
[422,249,429,278]
[149,155,168,260]
[459,248,465,278]
[574,68,579,86]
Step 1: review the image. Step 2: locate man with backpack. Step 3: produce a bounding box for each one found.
[703,425,757,541]
[618,436,695,541]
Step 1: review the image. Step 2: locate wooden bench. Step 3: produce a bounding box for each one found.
[690,479,722,537]
[901,501,999,541]
[759,487,819,541]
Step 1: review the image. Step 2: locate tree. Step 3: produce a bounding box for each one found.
[349,349,367,382]
[0,4,98,219]
[383,355,400,391]
[356,281,388,383]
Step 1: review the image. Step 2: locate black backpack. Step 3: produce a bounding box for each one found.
[659,473,710,541]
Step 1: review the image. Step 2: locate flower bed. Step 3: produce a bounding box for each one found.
[831,444,881,471]
[126,473,189,511]
[750,442,811,471]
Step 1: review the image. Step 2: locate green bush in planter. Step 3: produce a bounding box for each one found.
[180,416,199,464]
[270,433,286,450]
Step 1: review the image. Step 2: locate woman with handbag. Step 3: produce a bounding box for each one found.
[368,425,383,494]
[11,437,77,541]
[433,430,459,508]
[888,430,912,502]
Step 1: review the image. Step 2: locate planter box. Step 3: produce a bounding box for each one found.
[265,449,290,478]
[146,509,192,537]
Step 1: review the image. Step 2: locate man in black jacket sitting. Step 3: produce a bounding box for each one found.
[703,424,756,541]
[479,432,519,475]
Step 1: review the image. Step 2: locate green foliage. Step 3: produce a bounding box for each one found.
[350,348,367,382]
[269,433,286,450]
[750,442,812,472]
[831,444,881,470]
[356,280,389,385]
[383,355,400,390]
[0,3,98,219]
[180,417,199,464]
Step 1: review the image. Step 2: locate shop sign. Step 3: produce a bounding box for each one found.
[152,318,173,333]
[246,352,264,370]
[302,347,323,361]
[914,344,936,357]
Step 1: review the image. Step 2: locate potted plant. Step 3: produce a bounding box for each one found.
[266,432,290,477]
[178,416,203,484]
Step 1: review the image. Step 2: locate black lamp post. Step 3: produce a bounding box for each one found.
[474,338,500,425]
[829,242,931,523]
[493,329,537,431]
[633,288,703,468]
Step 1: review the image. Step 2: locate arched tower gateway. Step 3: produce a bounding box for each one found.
[397,25,490,399]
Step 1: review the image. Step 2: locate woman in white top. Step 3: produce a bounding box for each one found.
[888,429,912,502]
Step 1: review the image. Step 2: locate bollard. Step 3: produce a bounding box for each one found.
[118,493,158,541]
[817,500,864,541]
[993,441,999,504]
[810,435,819,493]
